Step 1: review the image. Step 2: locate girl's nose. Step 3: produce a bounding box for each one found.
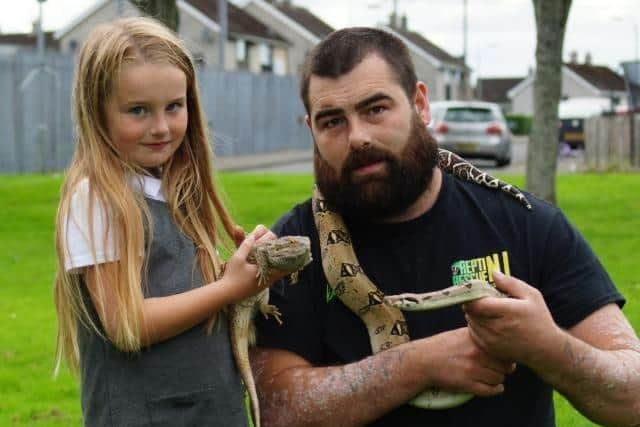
[150,113,170,137]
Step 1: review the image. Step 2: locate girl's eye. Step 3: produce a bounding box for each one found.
[129,106,147,116]
[167,102,183,112]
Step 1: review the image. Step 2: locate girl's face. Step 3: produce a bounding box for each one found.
[105,62,188,170]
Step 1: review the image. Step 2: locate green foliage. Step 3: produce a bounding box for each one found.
[0,172,638,426]
[506,114,533,135]
[131,0,180,32]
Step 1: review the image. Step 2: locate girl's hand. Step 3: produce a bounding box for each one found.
[219,225,278,304]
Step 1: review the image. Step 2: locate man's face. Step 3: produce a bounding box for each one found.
[306,54,438,219]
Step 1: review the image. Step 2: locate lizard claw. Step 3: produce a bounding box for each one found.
[261,303,283,325]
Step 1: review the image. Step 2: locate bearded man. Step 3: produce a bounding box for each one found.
[250,27,639,427]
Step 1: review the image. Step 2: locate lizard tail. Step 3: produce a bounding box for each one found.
[230,307,261,427]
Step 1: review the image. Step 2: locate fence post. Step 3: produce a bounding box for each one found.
[630,112,640,168]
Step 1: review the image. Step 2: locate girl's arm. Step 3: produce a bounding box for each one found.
[84,227,277,348]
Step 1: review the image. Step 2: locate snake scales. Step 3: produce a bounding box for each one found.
[312,148,529,409]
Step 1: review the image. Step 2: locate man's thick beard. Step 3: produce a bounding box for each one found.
[314,114,439,220]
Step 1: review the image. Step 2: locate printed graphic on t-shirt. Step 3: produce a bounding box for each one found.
[326,282,336,303]
[451,251,511,286]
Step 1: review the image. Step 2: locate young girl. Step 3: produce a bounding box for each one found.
[54,17,276,426]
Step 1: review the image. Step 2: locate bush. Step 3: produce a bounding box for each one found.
[506,114,532,135]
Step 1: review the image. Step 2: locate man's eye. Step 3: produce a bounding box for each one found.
[129,106,147,116]
[324,118,343,129]
[368,105,386,115]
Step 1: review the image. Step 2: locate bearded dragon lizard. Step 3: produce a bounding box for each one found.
[228,236,312,427]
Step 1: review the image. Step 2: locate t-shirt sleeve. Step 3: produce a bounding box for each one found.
[255,204,326,364]
[537,210,625,329]
[62,179,118,272]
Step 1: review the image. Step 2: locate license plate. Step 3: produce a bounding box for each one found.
[457,143,477,151]
[564,132,583,141]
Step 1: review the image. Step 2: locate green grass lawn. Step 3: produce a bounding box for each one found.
[1,172,638,426]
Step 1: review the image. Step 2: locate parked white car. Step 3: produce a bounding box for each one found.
[429,101,512,167]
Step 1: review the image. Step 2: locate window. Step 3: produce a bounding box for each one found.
[260,43,273,72]
[236,39,248,69]
[444,107,496,122]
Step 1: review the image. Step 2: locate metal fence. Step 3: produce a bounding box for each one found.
[0,50,312,174]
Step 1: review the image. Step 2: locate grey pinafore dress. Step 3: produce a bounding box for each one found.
[78,198,249,426]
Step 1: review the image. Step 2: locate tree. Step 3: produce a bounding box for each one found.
[132,0,180,32]
[526,0,572,204]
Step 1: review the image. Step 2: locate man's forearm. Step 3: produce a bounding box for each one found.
[254,345,424,427]
[532,331,640,426]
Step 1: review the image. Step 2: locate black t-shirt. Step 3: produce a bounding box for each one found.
[256,171,624,427]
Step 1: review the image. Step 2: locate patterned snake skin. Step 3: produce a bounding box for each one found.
[312,150,530,409]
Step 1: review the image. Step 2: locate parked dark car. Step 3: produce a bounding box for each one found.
[429,101,512,167]
[558,97,613,149]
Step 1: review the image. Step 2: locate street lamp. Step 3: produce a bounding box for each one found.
[36,0,46,59]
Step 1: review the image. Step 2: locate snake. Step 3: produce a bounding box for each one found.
[311,149,528,409]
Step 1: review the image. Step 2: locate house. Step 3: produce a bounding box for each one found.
[244,0,334,75]
[475,77,524,113]
[507,54,628,115]
[54,0,289,74]
[380,15,471,102]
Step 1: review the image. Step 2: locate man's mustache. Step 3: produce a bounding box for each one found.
[342,145,394,175]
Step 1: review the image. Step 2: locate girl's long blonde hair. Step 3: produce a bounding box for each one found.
[54,17,235,374]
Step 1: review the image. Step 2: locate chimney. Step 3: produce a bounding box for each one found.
[584,52,592,65]
[401,14,408,31]
[569,51,578,64]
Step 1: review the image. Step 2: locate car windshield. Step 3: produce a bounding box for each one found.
[444,107,495,122]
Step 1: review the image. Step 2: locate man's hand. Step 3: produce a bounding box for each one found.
[463,270,564,366]
[419,327,516,396]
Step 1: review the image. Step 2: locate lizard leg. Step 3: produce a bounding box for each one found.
[260,302,283,325]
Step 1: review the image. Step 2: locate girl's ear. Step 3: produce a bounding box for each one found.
[414,82,430,126]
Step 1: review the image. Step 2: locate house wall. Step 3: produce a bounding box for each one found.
[178,10,220,67]
[561,71,600,98]
[511,84,534,115]
[244,1,317,76]
[58,1,142,54]
[412,56,467,102]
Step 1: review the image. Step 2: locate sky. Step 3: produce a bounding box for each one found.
[0,0,638,81]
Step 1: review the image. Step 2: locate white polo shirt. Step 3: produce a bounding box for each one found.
[62,175,166,272]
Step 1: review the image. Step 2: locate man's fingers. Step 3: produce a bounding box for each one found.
[469,382,505,397]
[492,270,530,299]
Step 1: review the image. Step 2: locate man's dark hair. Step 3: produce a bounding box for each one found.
[300,27,418,114]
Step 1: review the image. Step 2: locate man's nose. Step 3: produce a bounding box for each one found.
[348,119,372,150]
[150,113,170,137]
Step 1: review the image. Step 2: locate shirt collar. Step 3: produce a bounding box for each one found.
[130,174,166,202]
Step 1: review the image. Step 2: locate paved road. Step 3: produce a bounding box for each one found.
[244,136,585,174]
